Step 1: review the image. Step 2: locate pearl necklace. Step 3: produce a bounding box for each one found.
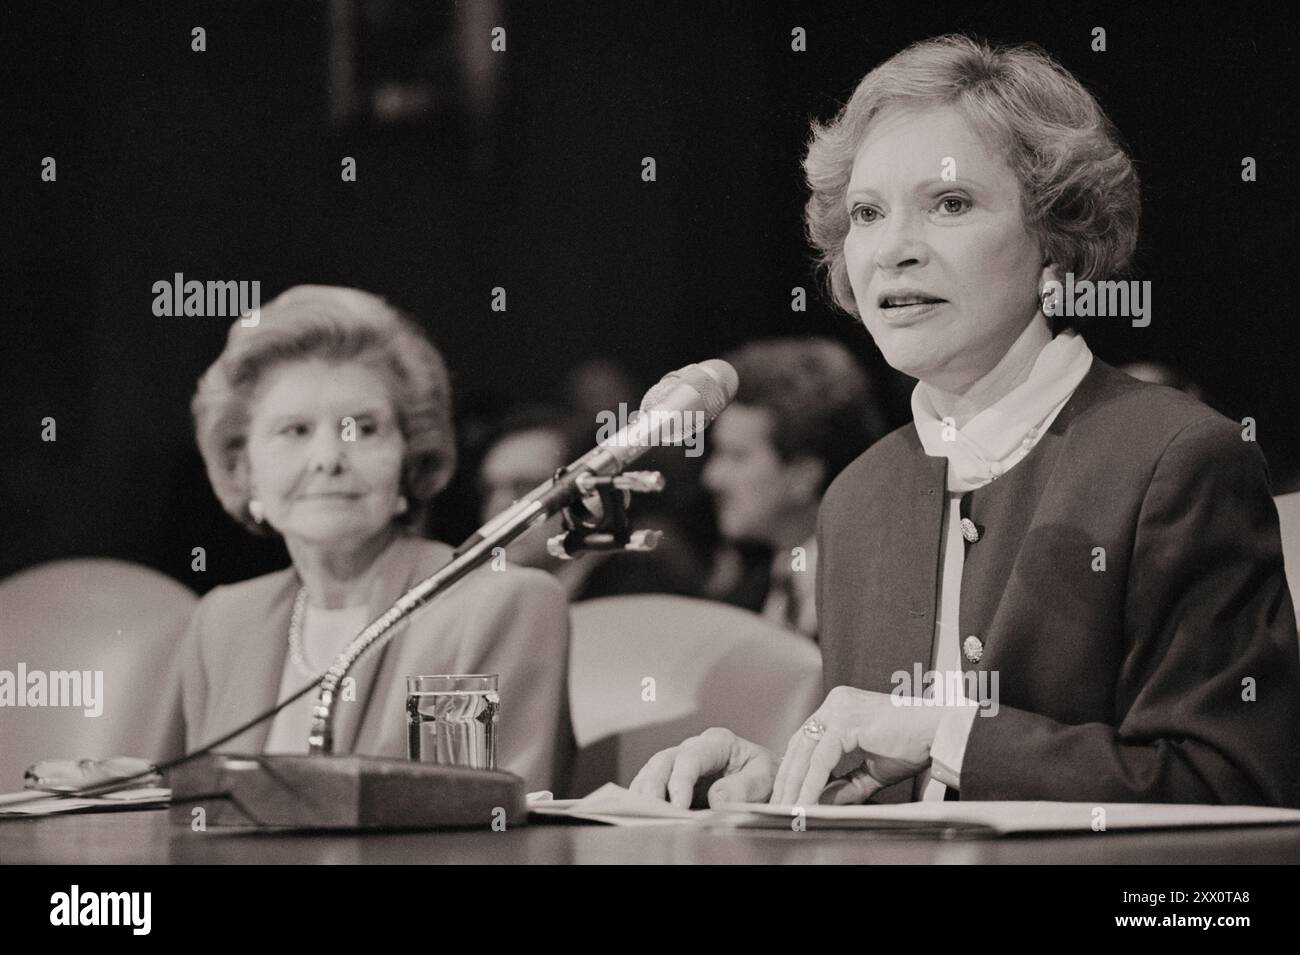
[288,586,312,671]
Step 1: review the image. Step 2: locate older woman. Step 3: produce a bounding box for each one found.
[632,35,1299,807]
[176,285,573,792]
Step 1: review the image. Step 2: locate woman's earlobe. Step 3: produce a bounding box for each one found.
[1038,264,1064,318]
[1039,286,1058,316]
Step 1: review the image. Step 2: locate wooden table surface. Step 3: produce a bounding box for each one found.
[4,809,1300,864]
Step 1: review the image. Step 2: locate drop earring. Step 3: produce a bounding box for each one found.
[248,499,265,523]
[1040,287,1058,316]
[394,495,409,515]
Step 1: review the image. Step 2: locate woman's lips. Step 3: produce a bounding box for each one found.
[879,301,945,323]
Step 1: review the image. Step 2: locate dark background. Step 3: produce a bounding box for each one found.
[3,0,1297,593]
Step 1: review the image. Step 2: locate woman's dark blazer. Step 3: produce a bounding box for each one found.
[816,358,1299,806]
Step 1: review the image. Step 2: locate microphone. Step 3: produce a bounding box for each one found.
[556,358,737,486]
[473,358,738,542]
[169,359,739,830]
[312,358,738,752]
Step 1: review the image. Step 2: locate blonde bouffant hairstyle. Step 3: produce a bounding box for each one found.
[192,285,456,535]
[804,34,1140,326]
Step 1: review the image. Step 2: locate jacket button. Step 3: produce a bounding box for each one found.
[962,635,984,663]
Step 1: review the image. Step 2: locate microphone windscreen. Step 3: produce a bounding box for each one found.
[698,358,739,404]
[639,359,738,422]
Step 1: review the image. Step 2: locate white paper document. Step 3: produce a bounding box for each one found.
[0,787,170,817]
[528,784,1300,833]
[711,800,1300,833]
[528,783,708,826]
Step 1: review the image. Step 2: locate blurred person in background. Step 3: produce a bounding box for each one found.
[1118,360,1212,406]
[703,338,888,640]
[175,286,573,791]
[477,406,703,601]
[563,358,641,430]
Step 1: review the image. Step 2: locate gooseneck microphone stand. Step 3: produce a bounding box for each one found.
[168,465,666,830]
[168,360,736,829]
[305,468,665,755]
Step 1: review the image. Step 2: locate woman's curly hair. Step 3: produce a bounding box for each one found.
[804,34,1140,326]
[192,285,456,534]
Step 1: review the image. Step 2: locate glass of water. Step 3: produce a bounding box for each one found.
[405,674,499,770]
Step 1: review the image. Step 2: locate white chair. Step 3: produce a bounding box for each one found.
[567,595,823,793]
[0,559,196,789]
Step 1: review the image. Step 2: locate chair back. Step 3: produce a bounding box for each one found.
[0,559,196,789]
[567,595,823,792]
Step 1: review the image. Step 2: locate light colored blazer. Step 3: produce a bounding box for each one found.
[162,534,574,792]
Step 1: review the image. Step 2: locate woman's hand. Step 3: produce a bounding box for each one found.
[771,686,942,806]
[629,727,777,808]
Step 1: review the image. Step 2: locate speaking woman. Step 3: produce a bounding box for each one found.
[173,285,573,792]
[632,35,1298,807]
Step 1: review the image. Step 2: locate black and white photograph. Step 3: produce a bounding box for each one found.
[2,0,1297,907]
